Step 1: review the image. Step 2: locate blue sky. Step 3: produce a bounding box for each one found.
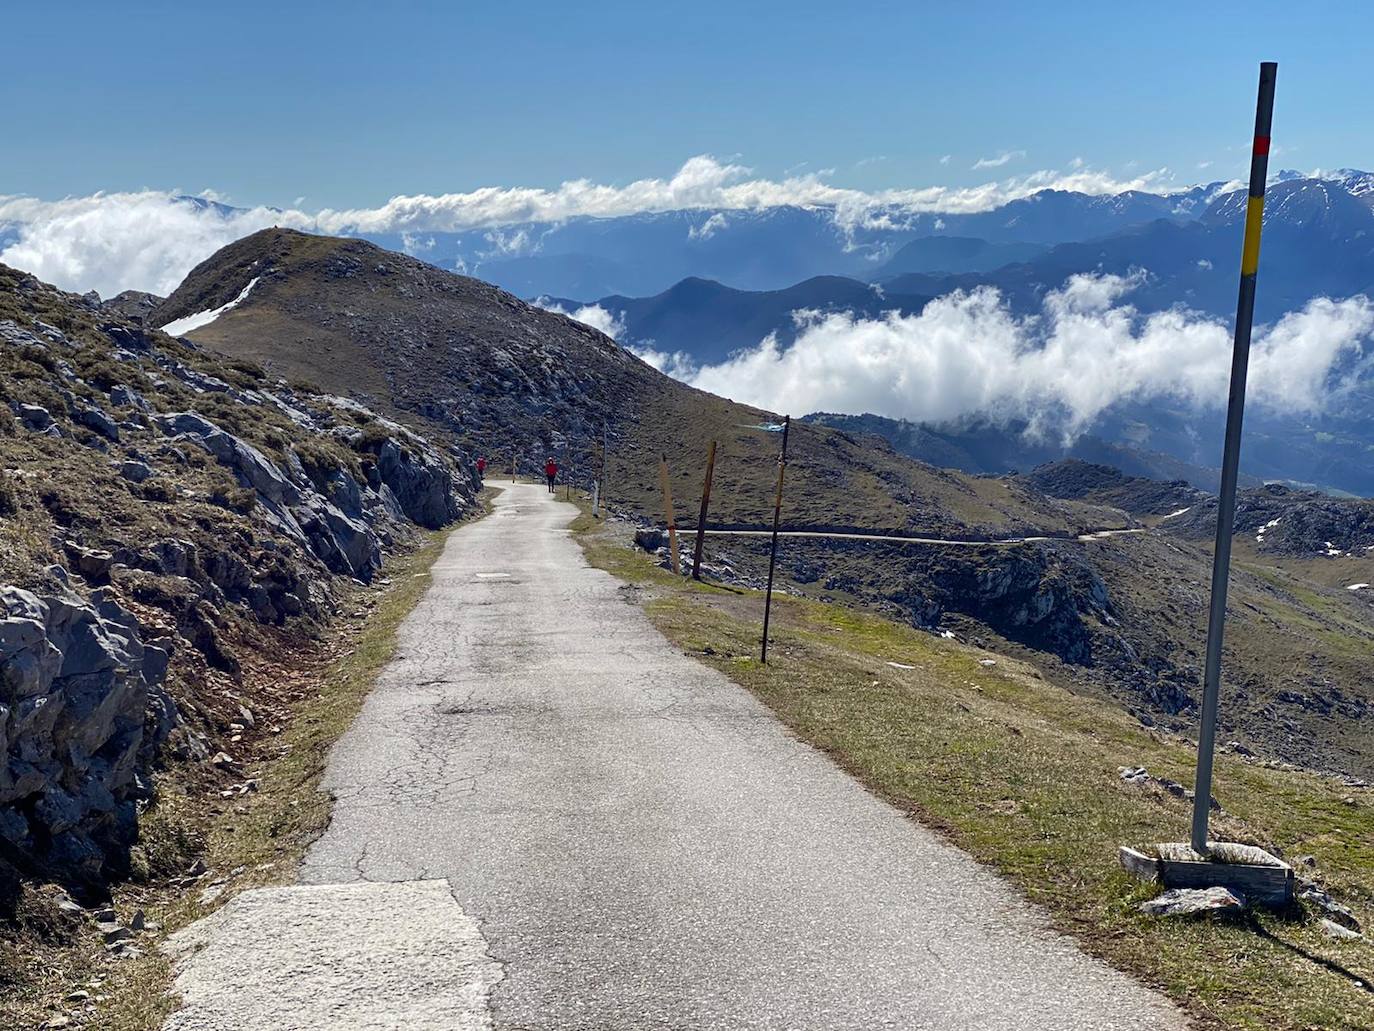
[5,1,1371,208]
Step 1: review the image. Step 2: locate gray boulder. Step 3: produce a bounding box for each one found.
[63,542,114,581]
[1140,886,1245,917]
[1,583,176,882]
[118,460,155,483]
[154,412,300,508]
[376,438,462,529]
[109,384,150,411]
[18,403,53,431]
[72,403,119,442]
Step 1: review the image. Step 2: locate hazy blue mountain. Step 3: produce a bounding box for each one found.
[802,412,1236,491]
[870,236,1049,278]
[597,276,931,365]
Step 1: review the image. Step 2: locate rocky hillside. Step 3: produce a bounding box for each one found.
[1165,482,1374,557]
[0,262,476,891]
[1017,460,1209,518]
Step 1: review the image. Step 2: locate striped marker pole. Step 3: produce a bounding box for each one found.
[760,415,790,664]
[1191,62,1277,855]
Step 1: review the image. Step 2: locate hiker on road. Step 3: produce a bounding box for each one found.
[476,456,486,479]
[545,457,558,493]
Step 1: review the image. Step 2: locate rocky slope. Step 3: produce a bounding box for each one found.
[1016,460,1209,518]
[0,262,476,890]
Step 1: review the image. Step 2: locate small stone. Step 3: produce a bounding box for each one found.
[64,990,91,1003]
[1321,919,1363,941]
[44,1016,72,1029]
[93,907,116,923]
[1140,886,1246,917]
[1299,886,1361,931]
[102,926,132,944]
[979,659,997,667]
[129,909,145,931]
[118,460,155,483]
[210,751,238,768]
[53,892,86,915]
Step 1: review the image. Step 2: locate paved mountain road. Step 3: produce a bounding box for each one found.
[165,483,1186,1030]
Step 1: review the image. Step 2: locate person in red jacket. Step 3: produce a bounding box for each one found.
[545,457,558,493]
[476,456,486,479]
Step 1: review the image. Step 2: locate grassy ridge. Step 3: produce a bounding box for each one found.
[572,510,1374,1031]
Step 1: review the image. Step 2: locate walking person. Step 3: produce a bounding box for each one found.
[476,456,486,480]
[545,456,558,493]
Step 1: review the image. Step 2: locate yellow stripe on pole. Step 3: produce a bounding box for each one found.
[1240,195,1265,276]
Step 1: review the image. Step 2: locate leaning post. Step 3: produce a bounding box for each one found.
[658,455,681,576]
[760,416,791,664]
[692,440,718,580]
[600,422,610,516]
[1191,61,1277,855]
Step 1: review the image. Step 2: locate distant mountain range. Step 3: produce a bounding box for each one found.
[364,181,1236,299]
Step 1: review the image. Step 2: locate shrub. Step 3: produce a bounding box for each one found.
[0,473,18,517]
[206,470,256,513]
[354,420,392,453]
[141,479,179,503]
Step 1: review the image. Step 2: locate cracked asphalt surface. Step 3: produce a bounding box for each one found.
[300,483,1188,1030]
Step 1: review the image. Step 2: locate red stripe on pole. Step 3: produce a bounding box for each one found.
[1253,135,1271,155]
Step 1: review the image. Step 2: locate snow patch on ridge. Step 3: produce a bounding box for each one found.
[160,276,260,336]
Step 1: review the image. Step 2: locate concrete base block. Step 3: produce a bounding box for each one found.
[1118,841,1294,906]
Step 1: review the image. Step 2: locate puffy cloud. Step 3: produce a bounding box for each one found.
[626,345,698,380]
[972,150,1026,170]
[680,274,1374,436]
[0,192,311,298]
[532,298,626,340]
[687,212,729,241]
[0,156,1197,296]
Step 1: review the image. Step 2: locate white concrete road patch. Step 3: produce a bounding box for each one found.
[161,880,500,1030]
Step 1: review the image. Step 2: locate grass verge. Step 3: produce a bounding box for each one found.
[571,508,1374,1031]
[6,521,460,1031]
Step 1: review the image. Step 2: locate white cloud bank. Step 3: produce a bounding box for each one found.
[678,274,1374,435]
[532,298,626,340]
[1,155,1189,296]
[0,193,310,298]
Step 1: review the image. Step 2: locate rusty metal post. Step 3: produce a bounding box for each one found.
[658,455,680,575]
[692,440,718,580]
[761,416,791,664]
[1192,62,1277,855]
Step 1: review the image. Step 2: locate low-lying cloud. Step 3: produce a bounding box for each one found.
[1,156,1193,297]
[0,192,308,299]
[677,274,1374,435]
[532,298,626,341]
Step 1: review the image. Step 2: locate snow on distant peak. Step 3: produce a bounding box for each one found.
[160,277,260,336]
